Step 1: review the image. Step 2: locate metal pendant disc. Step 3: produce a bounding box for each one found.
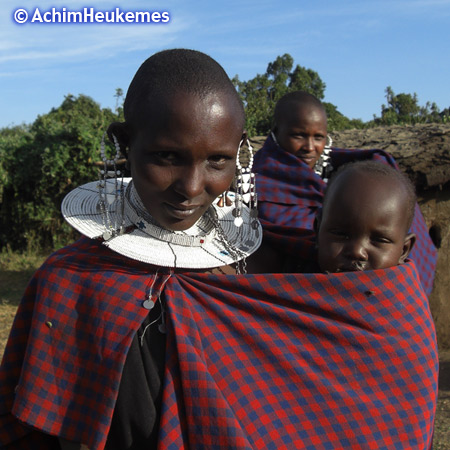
[103,231,112,240]
[143,299,155,310]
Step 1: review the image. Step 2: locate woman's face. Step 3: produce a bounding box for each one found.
[274,104,327,168]
[127,91,244,231]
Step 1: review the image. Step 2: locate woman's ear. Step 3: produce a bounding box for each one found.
[399,233,416,264]
[107,122,130,159]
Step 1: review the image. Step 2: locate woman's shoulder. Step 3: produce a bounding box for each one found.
[39,236,105,270]
[35,236,156,279]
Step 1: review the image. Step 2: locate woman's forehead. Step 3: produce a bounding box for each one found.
[131,90,244,134]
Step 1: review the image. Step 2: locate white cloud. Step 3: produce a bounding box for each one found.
[1,1,189,68]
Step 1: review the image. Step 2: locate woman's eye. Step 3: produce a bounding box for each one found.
[152,151,177,163]
[209,155,226,163]
[208,155,231,167]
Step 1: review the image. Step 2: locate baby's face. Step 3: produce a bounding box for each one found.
[317,171,413,272]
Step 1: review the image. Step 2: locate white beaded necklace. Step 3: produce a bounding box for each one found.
[125,182,218,247]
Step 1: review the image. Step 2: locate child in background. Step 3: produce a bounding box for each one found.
[270,90,330,174]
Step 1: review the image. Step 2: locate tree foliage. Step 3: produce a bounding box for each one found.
[233,54,328,136]
[373,86,445,125]
[1,56,448,253]
[0,94,121,251]
[233,53,366,135]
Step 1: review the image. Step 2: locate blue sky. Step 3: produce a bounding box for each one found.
[1,0,449,130]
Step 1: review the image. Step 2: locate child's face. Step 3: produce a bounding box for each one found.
[317,171,414,272]
[274,104,327,168]
[127,91,243,231]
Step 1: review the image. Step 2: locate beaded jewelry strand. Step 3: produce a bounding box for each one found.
[233,139,258,228]
[98,133,125,240]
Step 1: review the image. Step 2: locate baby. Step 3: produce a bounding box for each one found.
[316,160,416,272]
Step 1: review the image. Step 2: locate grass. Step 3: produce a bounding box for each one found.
[0,251,47,301]
[0,248,48,356]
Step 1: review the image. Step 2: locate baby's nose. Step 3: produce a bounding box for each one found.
[344,239,369,261]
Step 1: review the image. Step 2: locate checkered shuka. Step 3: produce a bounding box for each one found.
[0,238,438,449]
[253,136,438,295]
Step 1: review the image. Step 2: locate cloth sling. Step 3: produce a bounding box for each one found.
[0,237,438,449]
[253,135,438,294]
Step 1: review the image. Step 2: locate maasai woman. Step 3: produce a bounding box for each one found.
[0,56,438,450]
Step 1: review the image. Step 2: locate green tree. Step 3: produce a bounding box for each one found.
[233,74,273,138]
[289,65,326,100]
[233,54,330,136]
[114,87,124,117]
[323,103,365,131]
[375,86,445,125]
[0,94,120,251]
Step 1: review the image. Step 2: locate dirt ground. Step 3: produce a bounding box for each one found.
[0,302,449,447]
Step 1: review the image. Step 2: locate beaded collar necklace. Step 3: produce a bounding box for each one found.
[125,182,217,248]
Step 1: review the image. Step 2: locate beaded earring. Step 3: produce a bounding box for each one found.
[314,135,333,181]
[98,132,125,241]
[233,139,258,228]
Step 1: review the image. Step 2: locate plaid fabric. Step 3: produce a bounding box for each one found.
[253,135,438,294]
[0,237,158,450]
[0,238,438,449]
[160,263,438,449]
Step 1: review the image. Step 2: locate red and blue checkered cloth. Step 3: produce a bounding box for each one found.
[0,237,438,449]
[253,135,438,294]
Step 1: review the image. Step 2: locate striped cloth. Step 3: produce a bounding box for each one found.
[253,135,438,294]
[0,237,438,449]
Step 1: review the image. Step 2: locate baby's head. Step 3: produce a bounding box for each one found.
[316,160,416,272]
[109,49,245,231]
[272,91,327,168]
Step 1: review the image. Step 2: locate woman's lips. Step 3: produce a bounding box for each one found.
[163,203,202,219]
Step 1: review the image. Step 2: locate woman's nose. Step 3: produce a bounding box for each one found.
[172,165,204,199]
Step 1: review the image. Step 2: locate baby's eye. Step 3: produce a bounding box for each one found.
[314,135,325,141]
[329,229,349,239]
[372,236,392,244]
